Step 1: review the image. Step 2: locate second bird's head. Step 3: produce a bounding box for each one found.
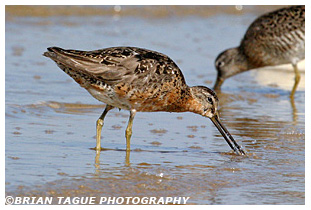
[213,47,249,91]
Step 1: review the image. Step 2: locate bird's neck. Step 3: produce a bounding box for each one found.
[236,47,252,72]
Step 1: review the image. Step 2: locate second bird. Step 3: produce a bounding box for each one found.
[214,5,305,97]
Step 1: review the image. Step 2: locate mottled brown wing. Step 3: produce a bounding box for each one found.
[44,46,187,87]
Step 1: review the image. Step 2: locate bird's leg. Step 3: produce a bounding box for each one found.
[290,63,301,98]
[96,105,114,151]
[125,109,136,152]
[125,150,130,166]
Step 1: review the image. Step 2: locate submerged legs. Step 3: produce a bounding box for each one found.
[95,107,136,166]
[290,63,301,98]
[125,109,136,152]
[96,105,114,151]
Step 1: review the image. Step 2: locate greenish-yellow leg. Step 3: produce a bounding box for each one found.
[125,110,136,152]
[290,63,300,98]
[96,105,114,151]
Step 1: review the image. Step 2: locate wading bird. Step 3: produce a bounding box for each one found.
[44,46,245,155]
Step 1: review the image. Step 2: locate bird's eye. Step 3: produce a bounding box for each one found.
[207,97,213,104]
[216,61,225,68]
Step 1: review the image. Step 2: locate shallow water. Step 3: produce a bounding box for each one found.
[5,6,305,204]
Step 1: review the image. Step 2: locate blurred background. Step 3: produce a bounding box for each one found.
[5,5,304,204]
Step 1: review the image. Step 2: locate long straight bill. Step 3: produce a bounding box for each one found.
[213,73,224,91]
[210,115,246,155]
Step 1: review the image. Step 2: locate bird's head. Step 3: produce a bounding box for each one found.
[189,86,219,118]
[189,86,245,155]
[213,47,248,91]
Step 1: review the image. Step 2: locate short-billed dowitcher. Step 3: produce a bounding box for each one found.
[44,46,245,155]
[214,5,305,97]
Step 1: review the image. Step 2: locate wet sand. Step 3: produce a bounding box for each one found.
[6,5,284,18]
